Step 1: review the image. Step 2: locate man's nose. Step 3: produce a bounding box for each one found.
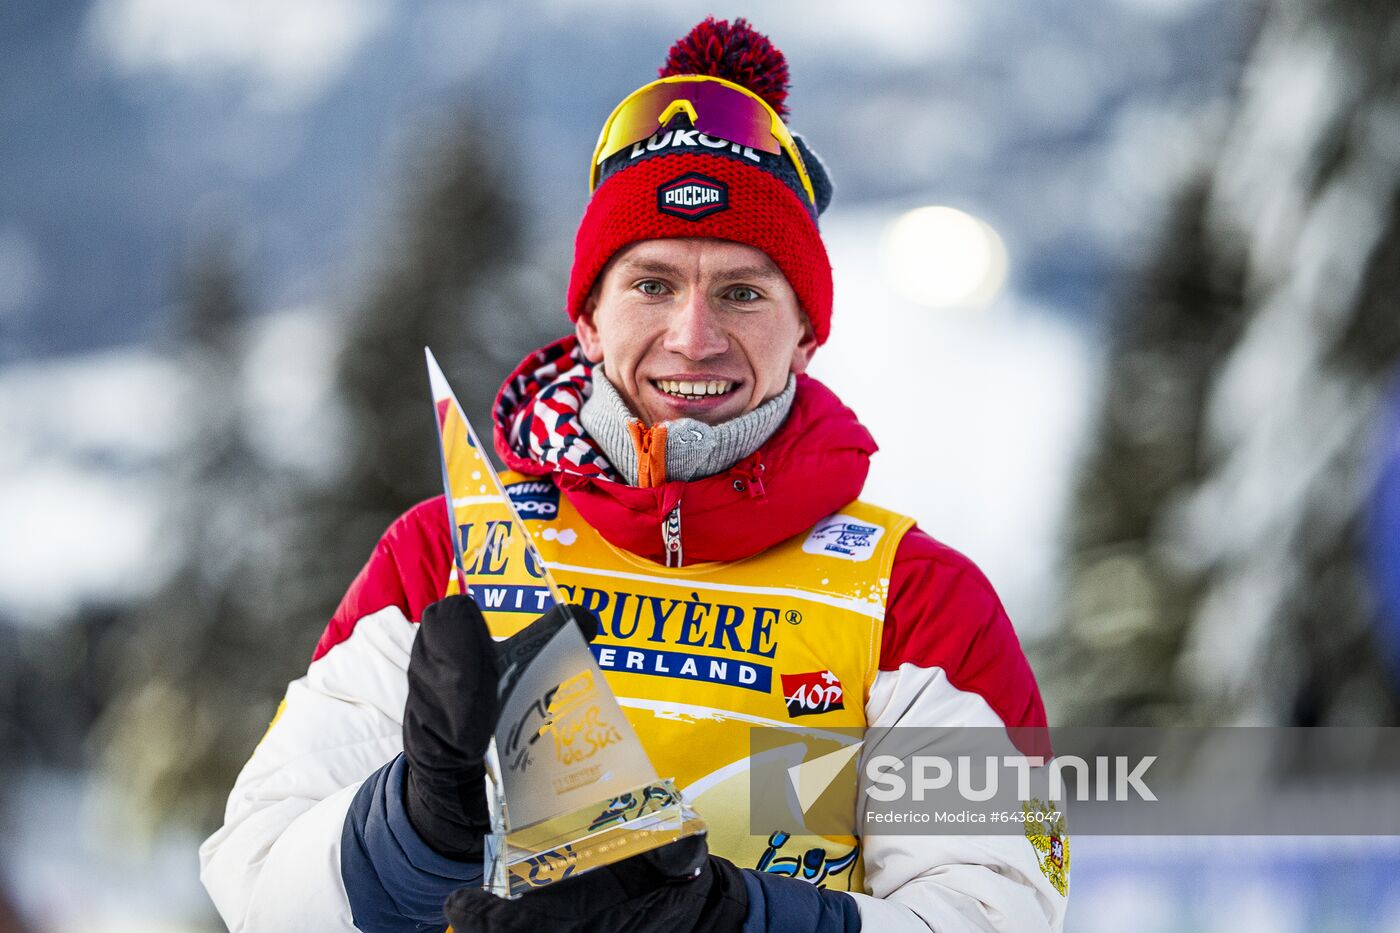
[662,290,729,360]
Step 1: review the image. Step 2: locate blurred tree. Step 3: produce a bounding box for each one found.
[1049,0,1400,726]
[93,111,539,836]
[1047,178,1246,725]
[281,110,540,633]
[90,239,301,833]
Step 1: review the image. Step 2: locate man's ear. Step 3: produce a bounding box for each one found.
[789,315,819,375]
[575,289,604,361]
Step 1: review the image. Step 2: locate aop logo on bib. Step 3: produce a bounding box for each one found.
[782,670,845,717]
[657,172,729,220]
[803,515,885,561]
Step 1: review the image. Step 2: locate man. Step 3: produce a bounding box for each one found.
[200,17,1067,933]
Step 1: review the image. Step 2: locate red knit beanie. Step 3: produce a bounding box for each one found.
[566,18,836,344]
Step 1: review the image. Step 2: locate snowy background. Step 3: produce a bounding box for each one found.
[4,0,1400,930]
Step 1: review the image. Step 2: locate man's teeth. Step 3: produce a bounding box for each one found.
[655,379,734,398]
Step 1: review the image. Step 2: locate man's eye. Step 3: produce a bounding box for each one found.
[637,280,666,296]
[728,286,761,302]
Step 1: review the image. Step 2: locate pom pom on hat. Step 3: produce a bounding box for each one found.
[660,17,790,118]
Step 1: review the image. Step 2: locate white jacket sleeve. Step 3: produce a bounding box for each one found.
[198,605,415,932]
[848,664,1067,933]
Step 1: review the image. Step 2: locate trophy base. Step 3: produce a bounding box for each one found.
[484,778,706,899]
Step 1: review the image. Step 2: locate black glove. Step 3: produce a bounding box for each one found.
[443,833,749,933]
[403,597,598,861]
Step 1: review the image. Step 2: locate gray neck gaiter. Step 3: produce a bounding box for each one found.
[580,368,797,485]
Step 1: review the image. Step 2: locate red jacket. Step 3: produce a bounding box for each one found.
[200,337,1064,933]
[318,336,1046,741]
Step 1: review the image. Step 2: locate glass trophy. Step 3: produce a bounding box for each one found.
[426,349,707,898]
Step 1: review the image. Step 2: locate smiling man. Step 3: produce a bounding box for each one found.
[200,17,1067,933]
[579,238,815,427]
[574,238,818,498]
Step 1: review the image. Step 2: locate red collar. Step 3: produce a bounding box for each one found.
[492,337,876,564]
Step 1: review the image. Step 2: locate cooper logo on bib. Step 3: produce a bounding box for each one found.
[657,172,729,220]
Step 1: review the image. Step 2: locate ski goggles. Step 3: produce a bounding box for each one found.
[590,75,817,207]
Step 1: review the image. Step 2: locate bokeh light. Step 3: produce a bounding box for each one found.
[882,205,1009,308]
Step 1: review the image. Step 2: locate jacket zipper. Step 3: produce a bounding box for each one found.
[662,504,683,568]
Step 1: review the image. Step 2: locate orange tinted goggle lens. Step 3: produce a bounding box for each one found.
[597,79,783,163]
[590,76,814,205]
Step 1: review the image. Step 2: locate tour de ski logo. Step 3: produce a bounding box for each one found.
[502,670,622,776]
[802,515,885,561]
[656,172,729,220]
[782,669,844,717]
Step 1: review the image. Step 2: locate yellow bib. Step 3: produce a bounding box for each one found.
[446,472,914,893]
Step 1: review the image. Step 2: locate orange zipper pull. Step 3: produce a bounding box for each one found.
[626,421,669,488]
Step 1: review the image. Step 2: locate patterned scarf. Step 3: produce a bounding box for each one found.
[493,337,621,481]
